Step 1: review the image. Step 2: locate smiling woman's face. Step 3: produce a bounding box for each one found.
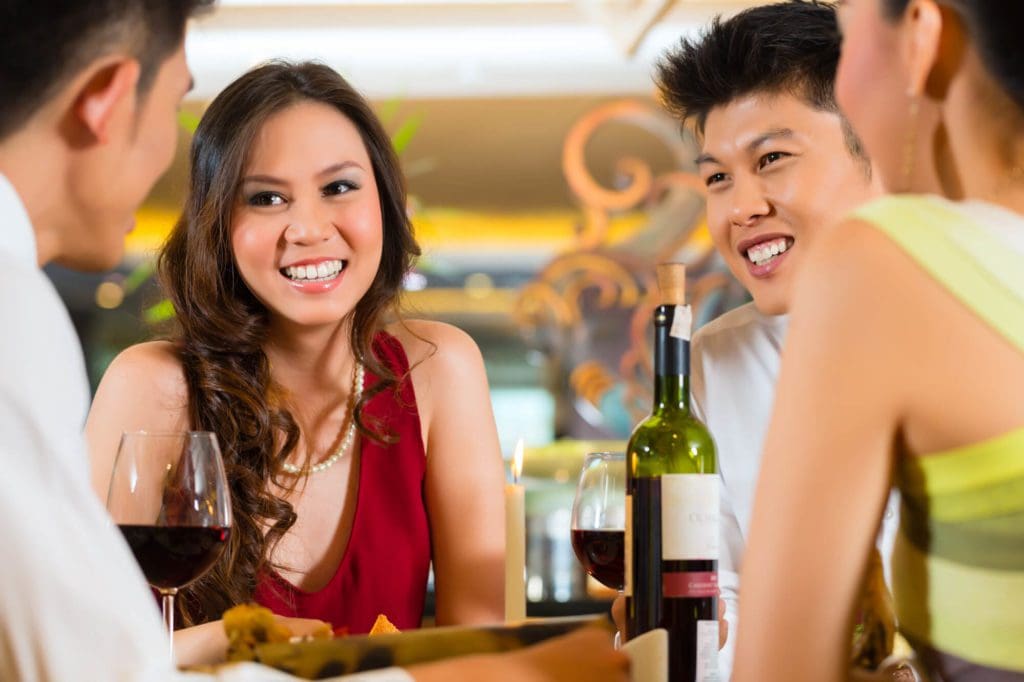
[229,100,384,331]
[699,92,879,315]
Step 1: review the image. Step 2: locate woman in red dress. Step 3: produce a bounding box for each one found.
[86,61,504,639]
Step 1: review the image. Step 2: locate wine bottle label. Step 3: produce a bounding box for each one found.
[669,304,692,341]
[662,570,717,598]
[661,473,718,560]
[624,493,633,597]
[695,620,719,682]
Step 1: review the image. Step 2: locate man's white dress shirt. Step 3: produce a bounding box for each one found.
[0,174,411,682]
[691,302,899,681]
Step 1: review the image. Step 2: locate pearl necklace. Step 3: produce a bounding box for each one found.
[282,363,365,476]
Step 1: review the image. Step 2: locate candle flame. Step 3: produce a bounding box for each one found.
[512,438,524,484]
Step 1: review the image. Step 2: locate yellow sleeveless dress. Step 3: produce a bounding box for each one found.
[851,196,1024,680]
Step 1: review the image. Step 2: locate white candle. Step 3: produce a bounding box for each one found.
[504,438,526,623]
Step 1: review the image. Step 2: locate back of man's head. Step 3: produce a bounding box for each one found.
[657,1,862,156]
[0,1,213,140]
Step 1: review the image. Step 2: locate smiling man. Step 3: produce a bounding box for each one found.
[656,2,896,678]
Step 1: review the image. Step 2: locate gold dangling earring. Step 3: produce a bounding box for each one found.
[1011,164,1024,184]
[997,162,1024,198]
[900,96,921,192]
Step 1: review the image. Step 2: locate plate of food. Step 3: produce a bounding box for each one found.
[222,604,611,679]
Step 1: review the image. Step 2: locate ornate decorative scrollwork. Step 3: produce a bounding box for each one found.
[561,100,700,249]
[516,98,745,436]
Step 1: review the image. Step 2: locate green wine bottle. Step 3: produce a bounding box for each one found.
[625,263,719,682]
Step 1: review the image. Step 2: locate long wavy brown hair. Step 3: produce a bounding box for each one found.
[157,61,420,626]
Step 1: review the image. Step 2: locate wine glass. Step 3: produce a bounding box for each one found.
[106,431,232,660]
[571,451,626,592]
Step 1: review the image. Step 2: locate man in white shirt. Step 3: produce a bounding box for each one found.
[0,4,624,681]
[654,3,897,678]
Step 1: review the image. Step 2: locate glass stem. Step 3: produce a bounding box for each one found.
[614,589,623,650]
[161,589,177,664]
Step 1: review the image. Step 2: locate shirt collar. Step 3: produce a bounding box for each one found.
[757,307,789,339]
[0,174,39,268]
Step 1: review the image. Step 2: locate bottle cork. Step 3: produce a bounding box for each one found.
[656,263,686,306]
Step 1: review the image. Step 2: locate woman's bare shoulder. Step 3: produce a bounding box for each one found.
[383,321,497,459]
[100,340,189,405]
[384,319,483,372]
[87,341,190,494]
[800,216,927,308]
[789,216,943,406]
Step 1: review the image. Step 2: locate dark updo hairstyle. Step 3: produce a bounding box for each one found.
[883,0,1024,112]
[157,61,420,626]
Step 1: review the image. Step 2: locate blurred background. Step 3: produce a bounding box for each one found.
[54,0,761,614]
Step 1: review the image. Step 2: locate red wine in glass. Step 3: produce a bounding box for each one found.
[571,528,625,590]
[118,525,231,590]
[570,450,626,610]
[106,431,232,662]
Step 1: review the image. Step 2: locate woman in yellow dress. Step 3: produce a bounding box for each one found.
[733,1,1024,680]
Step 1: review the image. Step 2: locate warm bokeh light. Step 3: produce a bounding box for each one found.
[512,437,525,483]
[95,281,125,310]
[464,272,495,299]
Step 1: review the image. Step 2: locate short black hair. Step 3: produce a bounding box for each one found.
[656,1,865,161]
[0,1,215,140]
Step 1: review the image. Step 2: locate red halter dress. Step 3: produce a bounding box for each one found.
[253,333,431,634]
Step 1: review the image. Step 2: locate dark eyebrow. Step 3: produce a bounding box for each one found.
[241,174,286,186]
[242,161,365,186]
[747,127,795,153]
[317,161,363,176]
[695,128,795,166]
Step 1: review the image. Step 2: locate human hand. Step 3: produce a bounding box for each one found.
[274,615,332,639]
[717,598,728,649]
[408,624,629,682]
[506,624,630,682]
[611,595,728,650]
[176,614,332,668]
[174,620,230,667]
[611,594,626,638]
[877,656,923,682]
[848,658,923,682]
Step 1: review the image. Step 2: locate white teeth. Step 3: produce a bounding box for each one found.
[283,259,344,281]
[745,238,791,266]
